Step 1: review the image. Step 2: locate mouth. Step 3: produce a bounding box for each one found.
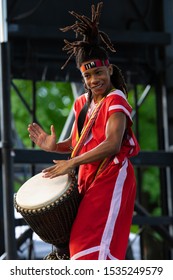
[91,83,103,90]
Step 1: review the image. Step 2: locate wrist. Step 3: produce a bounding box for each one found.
[55,143,59,152]
[69,157,78,169]
[56,142,73,153]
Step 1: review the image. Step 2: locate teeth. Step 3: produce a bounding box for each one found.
[92,84,102,89]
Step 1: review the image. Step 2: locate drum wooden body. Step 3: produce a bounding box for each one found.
[14,173,80,247]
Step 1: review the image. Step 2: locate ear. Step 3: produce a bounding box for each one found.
[108,64,113,76]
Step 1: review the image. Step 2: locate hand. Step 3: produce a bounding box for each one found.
[42,159,75,178]
[28,123,57,152]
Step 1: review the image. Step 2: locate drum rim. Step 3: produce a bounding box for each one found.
[15,173,74,210]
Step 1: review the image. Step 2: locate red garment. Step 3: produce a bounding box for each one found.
[70,89,140,260]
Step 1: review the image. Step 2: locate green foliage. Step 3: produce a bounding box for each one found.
[142,167,161,215]
[128,85,158,150]
[128,85,161,216]
[11,80,74,147]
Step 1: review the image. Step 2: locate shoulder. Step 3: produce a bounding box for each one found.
[106,89,131,108]
[73,93,88,114]
[107,89,127,102]
[105,89,133,123]
[75,93,87,104]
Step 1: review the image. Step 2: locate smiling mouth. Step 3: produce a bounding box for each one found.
[91,83,103,90]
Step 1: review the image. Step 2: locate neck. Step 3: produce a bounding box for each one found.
[92,86,115,103]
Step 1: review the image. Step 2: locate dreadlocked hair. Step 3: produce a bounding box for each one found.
[60,2,128,99]
[111,65,128,98]
[60,2,116,69]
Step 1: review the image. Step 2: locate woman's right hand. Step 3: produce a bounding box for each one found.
[28,123,57,152]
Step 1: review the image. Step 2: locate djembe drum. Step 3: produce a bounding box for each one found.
[14,172,80,259]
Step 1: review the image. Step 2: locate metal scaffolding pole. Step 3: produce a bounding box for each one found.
[163,0,173,259]
[0,0,17,259]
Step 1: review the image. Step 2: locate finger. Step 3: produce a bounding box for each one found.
[28,124,40,137]
[28,124,35,133]
[28,130,41,142]
[42,168,54,173]
[42,165,56,173]
[53,160,59,164]
[42,172,51,178]
[42,170,59,178]
[49,168,66,178]
[28,123,44,136]
[29,134,38,143]
[33,123,45,134]
[32,124,44,136]
[50,125,56,136]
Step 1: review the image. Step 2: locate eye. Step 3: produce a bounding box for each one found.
[83,74,90,79]
[96,70,102,75]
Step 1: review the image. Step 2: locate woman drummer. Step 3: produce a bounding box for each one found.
[28,2,140,260]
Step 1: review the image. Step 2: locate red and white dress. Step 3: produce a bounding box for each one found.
[69,89,140,260]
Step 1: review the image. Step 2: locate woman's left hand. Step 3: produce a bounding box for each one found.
[42,159,75,178]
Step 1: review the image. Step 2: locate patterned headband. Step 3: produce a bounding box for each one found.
[80,59,109,73]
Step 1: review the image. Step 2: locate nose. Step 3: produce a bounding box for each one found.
[90,74,99,86]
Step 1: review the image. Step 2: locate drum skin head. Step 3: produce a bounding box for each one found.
[16,173,71,209]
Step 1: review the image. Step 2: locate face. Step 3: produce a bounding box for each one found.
[81,62,113,101]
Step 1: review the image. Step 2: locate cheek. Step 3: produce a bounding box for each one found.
[83,79,90,89]
[84,78,91,86]
[104,74,111,84]
[84,78,89,84]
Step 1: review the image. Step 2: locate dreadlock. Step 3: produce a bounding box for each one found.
[60,2,128,97]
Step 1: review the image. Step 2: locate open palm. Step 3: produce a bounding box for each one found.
[28,123,57,152]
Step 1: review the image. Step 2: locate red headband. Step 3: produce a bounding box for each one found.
[80,59,109,73]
